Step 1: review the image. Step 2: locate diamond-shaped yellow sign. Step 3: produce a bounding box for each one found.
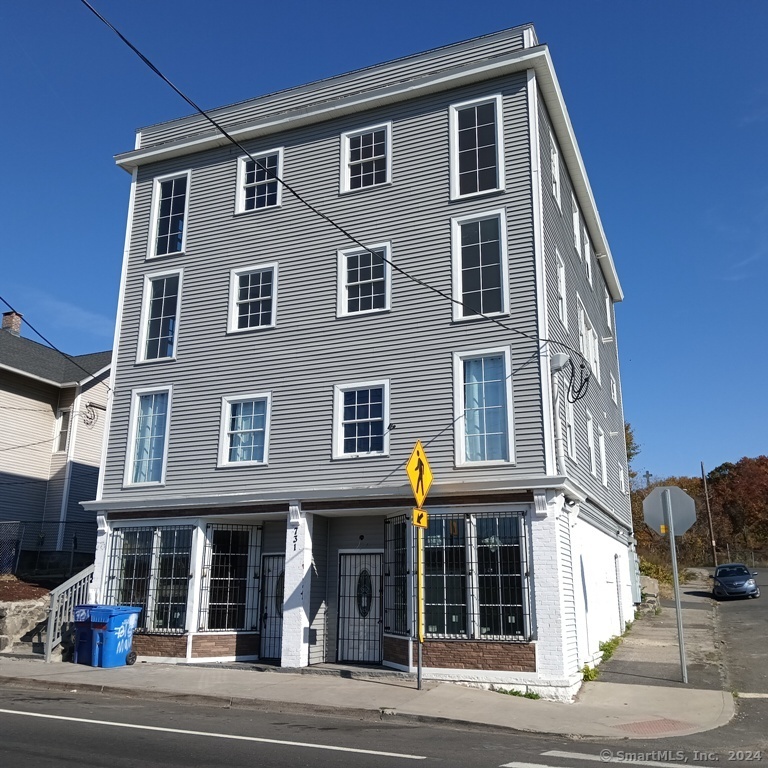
[406,440,433,508]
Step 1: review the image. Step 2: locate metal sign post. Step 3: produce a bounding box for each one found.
[417,525,424,690]
[663,488,688,684]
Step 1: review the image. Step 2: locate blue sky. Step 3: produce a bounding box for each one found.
[1,1,765,481]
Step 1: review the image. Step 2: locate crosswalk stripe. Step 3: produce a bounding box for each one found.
[542,750,710,768]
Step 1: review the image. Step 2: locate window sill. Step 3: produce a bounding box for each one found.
[226,324,276,335]
[454,459,515,469]
[336,308,391,320]
[451,311,509,325]
[122,480,166,489]
[145,250,186,262]
[217,460,269,469]
[332,452,389,461]
[234,203,282,216]
[449,185,505,202]
[135,356,177,365]
[339,181,393,196]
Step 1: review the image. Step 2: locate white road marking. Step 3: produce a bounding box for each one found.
[0,708,426,760]
[541,750,710,768]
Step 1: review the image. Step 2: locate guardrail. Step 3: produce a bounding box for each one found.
[44,564,94,662]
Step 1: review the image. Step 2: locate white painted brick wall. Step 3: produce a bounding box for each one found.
[280,512,314,667]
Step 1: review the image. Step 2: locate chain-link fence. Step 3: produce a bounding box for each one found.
[0,521,25,575]
[15,520,97,577]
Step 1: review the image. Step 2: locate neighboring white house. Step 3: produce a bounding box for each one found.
[84,25,634,700]
[0,311,110,573]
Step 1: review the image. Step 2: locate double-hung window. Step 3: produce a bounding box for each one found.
[572,194,581,255]
[586,410,596,475]
[452,210,508,320]
[105,525,194,633]
[139,270,181,361]
[450,95,504,199]
[577,299,600,382]
[605,287,613,331]
[218,393,271,467]
[565,396,576,459]
[424,511,529,639]
[54,408,71,453]
[337,243,391,317]
[149,172,190,257]
[236,150,282,212]
[228,263,277,332]
[341,123,391,192]
[584,237,593,286]
[609,373,618,404]
[550,133,560,207]
[454,348,514,465]
[618,462,627,494]
[598,426,607,486]
[556,249,567,327]
[126,387,171,486]
[333,380,389,458]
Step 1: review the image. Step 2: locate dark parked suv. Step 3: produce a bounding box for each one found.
[711,563,760,599]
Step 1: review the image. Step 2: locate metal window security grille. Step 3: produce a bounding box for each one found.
[348,129,387,188]
[105,526,194,634]
[198,525,261,631]
[237,269,273,328]
[384,515,408,635]
[342,387,384,454]
[337,553,383,663]
[259,554,285,659]
[460,217,502,317]
[155,176,187,255]
[345,248,386,313]
[421,512,529,641]
[457,102,498,195]
[145,275,179,359]
[243,154,279,209]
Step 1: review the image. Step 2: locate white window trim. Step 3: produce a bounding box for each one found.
[453,346,515,467]
[235,148,284,214]
[136,268,183,363]
[618,461,627,494]
[556,249,567,328]
[609,373,618,404]
[217,392,272,468]
[577,297,601,384]
[227,262,278,333]
[147,170,191,259]
[605,287,613,331]
[571,193,580,255]
[550,133,561,209]
[336,242,392,318]
[598,426,607,486]
[124,385,172,487]
[339,122,392,194]
[584,236,593,286]
[54,408,72,454]
[585,409,596,476]
[451,208,509,323]
[565,396,576,460]
[332,379,391,459]
[449,94,505,200]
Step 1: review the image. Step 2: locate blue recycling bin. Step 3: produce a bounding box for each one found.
[73,604,96,665]
[85,605,142,667]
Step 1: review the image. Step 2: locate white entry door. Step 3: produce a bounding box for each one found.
[337,553,383,663]
[260,554,284,660]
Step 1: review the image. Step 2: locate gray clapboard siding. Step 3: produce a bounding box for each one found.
[137,28,528,149]
[102,71,545,501]
[536,90,631,527]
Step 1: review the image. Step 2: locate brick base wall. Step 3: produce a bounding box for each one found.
[191,633,260,658]
[383,635,410,666]
[133,634,186,658]
[418,640,536,671]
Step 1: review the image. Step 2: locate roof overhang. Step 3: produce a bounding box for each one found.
[115,45,622,300]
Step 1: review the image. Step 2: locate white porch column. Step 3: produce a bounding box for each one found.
[280,502,313,667]
[88,514,110,603]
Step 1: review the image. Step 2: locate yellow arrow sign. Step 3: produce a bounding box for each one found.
[412,508,429,529]
[406,440,433,508]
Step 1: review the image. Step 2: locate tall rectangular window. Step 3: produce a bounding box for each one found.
[572,194,581,255]
[219,393,271,466]
[578,299,600,383]
[229,264,277,331]
[127,389,170,485]
[54,409,71,453]
[565,396,576,459]
[333,381,389,458]
[453,211,508,320]
[584,237,593,285]
[140,272,180,361]
[556,250,567,327]
[341,123,391,192]
[605,287,613,331]
[598,426,607,486]
[424,512,528,640]
[450,95,504,198]
[455,349,513,464]
[236,150,282,212]
[550,133,560,207]
[150,172,189,257]
[337,243,391,316]
[586,410,596,475]
[618,462,627,494]
[105,525,194,633]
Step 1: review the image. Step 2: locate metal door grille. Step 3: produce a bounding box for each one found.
[384,516,409,635]
[259,554,284,660]
[198,525,260,631]
[337,553,383,664]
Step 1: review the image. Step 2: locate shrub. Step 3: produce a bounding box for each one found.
[582,664,599,682]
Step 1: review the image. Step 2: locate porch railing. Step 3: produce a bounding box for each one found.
[44,564,94,662]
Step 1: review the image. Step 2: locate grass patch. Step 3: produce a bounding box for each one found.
[496,688,541,700]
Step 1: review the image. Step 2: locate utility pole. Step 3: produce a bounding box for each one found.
[701,462,717,567]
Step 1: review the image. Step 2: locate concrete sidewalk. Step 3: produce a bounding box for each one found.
[0,574,734,740]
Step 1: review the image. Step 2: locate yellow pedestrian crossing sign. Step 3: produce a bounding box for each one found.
[406,440,433,508]
[412,508,428,529]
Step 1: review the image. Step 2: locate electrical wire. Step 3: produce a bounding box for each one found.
[78,0,593,392]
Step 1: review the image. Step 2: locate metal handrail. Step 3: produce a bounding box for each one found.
[44,564,94,662]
